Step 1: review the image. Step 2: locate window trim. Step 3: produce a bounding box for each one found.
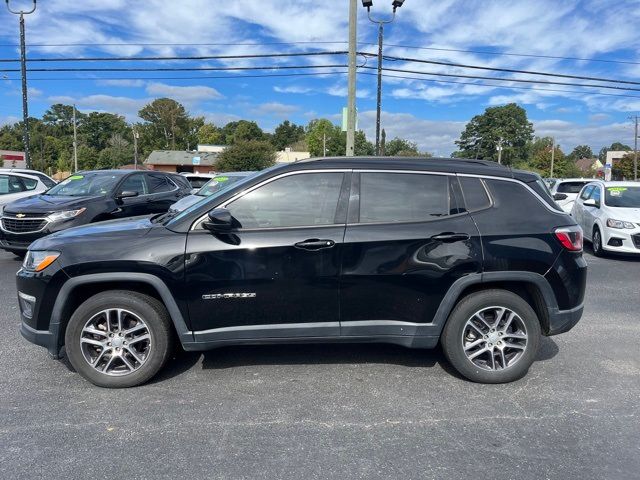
[191,169,351,231]
[349,170,461,226]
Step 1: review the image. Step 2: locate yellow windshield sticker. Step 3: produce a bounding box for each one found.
[69,175,84,180]
[215,176,229,182]
[607,187,627,192]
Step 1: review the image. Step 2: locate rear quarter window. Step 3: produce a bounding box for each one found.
[485,179,557,218]
[458,177,491,211]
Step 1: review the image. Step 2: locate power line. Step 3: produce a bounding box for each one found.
[364,66,640,93]
[0,51,348,63]
[0,64,347,73]
[372,43,640,66]
[0,71,349,81]
[361,72,640,99]
[0,40,350,47]
[369,53,640,86]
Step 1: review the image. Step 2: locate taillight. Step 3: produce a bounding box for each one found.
[554,226,583,252]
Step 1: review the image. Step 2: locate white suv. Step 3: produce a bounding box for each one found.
[549,178,592,213]
[571,181,640,256]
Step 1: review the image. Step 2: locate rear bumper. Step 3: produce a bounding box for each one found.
[546,302,584,336]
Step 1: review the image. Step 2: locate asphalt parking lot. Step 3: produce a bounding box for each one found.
[0,249,638,480]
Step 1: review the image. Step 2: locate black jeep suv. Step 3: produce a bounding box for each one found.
[1,169,191,256]
[16,157,586,387]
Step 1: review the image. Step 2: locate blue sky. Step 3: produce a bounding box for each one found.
[2,0,640,156]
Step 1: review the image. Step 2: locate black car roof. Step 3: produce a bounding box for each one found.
[277,156,537,182]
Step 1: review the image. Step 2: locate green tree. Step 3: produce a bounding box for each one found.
[527,137,580,177]
[454,103,534,164]
[272,120,305,150]
[215,140,276,171]
[138,98,190,149]
[568,144,594,160]
[306,119,342,156]
[197,123,222,145]
[615,153,638,180]
[385,137,419,156]
[80,112,128,152]
[354,130,374,156]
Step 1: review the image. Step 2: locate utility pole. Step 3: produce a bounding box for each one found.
[496,137,503,164]
[629,115,638,181]
[6,0,37,170]
[550,138,555,178]
[133,128,139,170]
[345,0,357,157]
[323,132,327,157]
[364,1,405,155]
[72,104,78,172]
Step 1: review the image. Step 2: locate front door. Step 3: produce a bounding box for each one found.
[184,170,350,341]
[339,171,482,337]
[115,173,149,217]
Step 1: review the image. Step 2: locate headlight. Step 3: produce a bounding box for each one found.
[606,218,635,229]
[46,208,86,222]
[22,250,60,272]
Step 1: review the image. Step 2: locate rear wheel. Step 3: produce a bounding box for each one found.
[592,227,604,257]
[65,290,174,388]
[441,289,541,383]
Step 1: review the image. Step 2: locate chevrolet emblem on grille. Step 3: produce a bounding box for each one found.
[16,213,26,218]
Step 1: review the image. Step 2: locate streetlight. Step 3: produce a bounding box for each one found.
[362,0,406,155]
[5,0,37,170]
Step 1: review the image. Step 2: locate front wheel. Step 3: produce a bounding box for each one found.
[441,289,541,383]
[592,227,605,257]
[65,291,174,388]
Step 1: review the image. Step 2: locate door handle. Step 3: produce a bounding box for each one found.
[294,238,336,250]
[431,232,470,243]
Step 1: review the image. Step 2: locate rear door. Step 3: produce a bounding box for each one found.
[184,170,350,338]
[0,174,28,206]
[339,171,482,337]
[145,173,180,213]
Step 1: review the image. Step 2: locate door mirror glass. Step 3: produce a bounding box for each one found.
[583,198,597,207]
[117,190,139,199]
[553,193,568,201]
[203,207,234,233]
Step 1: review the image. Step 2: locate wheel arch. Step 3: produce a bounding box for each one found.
[434,272,559,336]
[51,273,192,355]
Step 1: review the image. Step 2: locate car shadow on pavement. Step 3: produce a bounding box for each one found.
[584,243,640,262]
[537,336,559,362]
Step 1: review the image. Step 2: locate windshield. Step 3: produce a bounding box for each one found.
[46,173,121,197]
[604,186,640,208]
[196,175,248,197]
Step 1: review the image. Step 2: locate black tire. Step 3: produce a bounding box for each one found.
[64,290,174,388]
[592,227,605,257]
[441,289,541,384]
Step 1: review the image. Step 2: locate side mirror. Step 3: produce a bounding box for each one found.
[583,198,597,207]
[117,190,139,200]
[203,207,233,233]
[553,193,568,201]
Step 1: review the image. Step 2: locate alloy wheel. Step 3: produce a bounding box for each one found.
[593,229,601,253]
[461,306,528,371]
[79,308,152,376]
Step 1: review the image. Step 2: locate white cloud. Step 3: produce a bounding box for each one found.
[145,83,224,104]
[96,79,146,88]
[0,115,20,126]
[48,94,148,120]
[533,119,633,152]
[589,113,610,123]
[250,102,299,116]
[274,85,313,94]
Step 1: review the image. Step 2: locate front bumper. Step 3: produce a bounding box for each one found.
[546,302,584,336]
[601,226,640,254]
[20,322,61,358]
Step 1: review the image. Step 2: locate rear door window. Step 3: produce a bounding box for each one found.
[21,176,39,190]
[359,172,450,223]
[0,175,25,194]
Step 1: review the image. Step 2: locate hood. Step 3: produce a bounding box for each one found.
[604,207,640,223]
[4,194,104,215]
[171,194,203,212]
[30,216,155,250]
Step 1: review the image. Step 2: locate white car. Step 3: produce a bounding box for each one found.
[0,168,56,189]
[0,171,50,208]
[571,181,640,256]
[549,178,593,213]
